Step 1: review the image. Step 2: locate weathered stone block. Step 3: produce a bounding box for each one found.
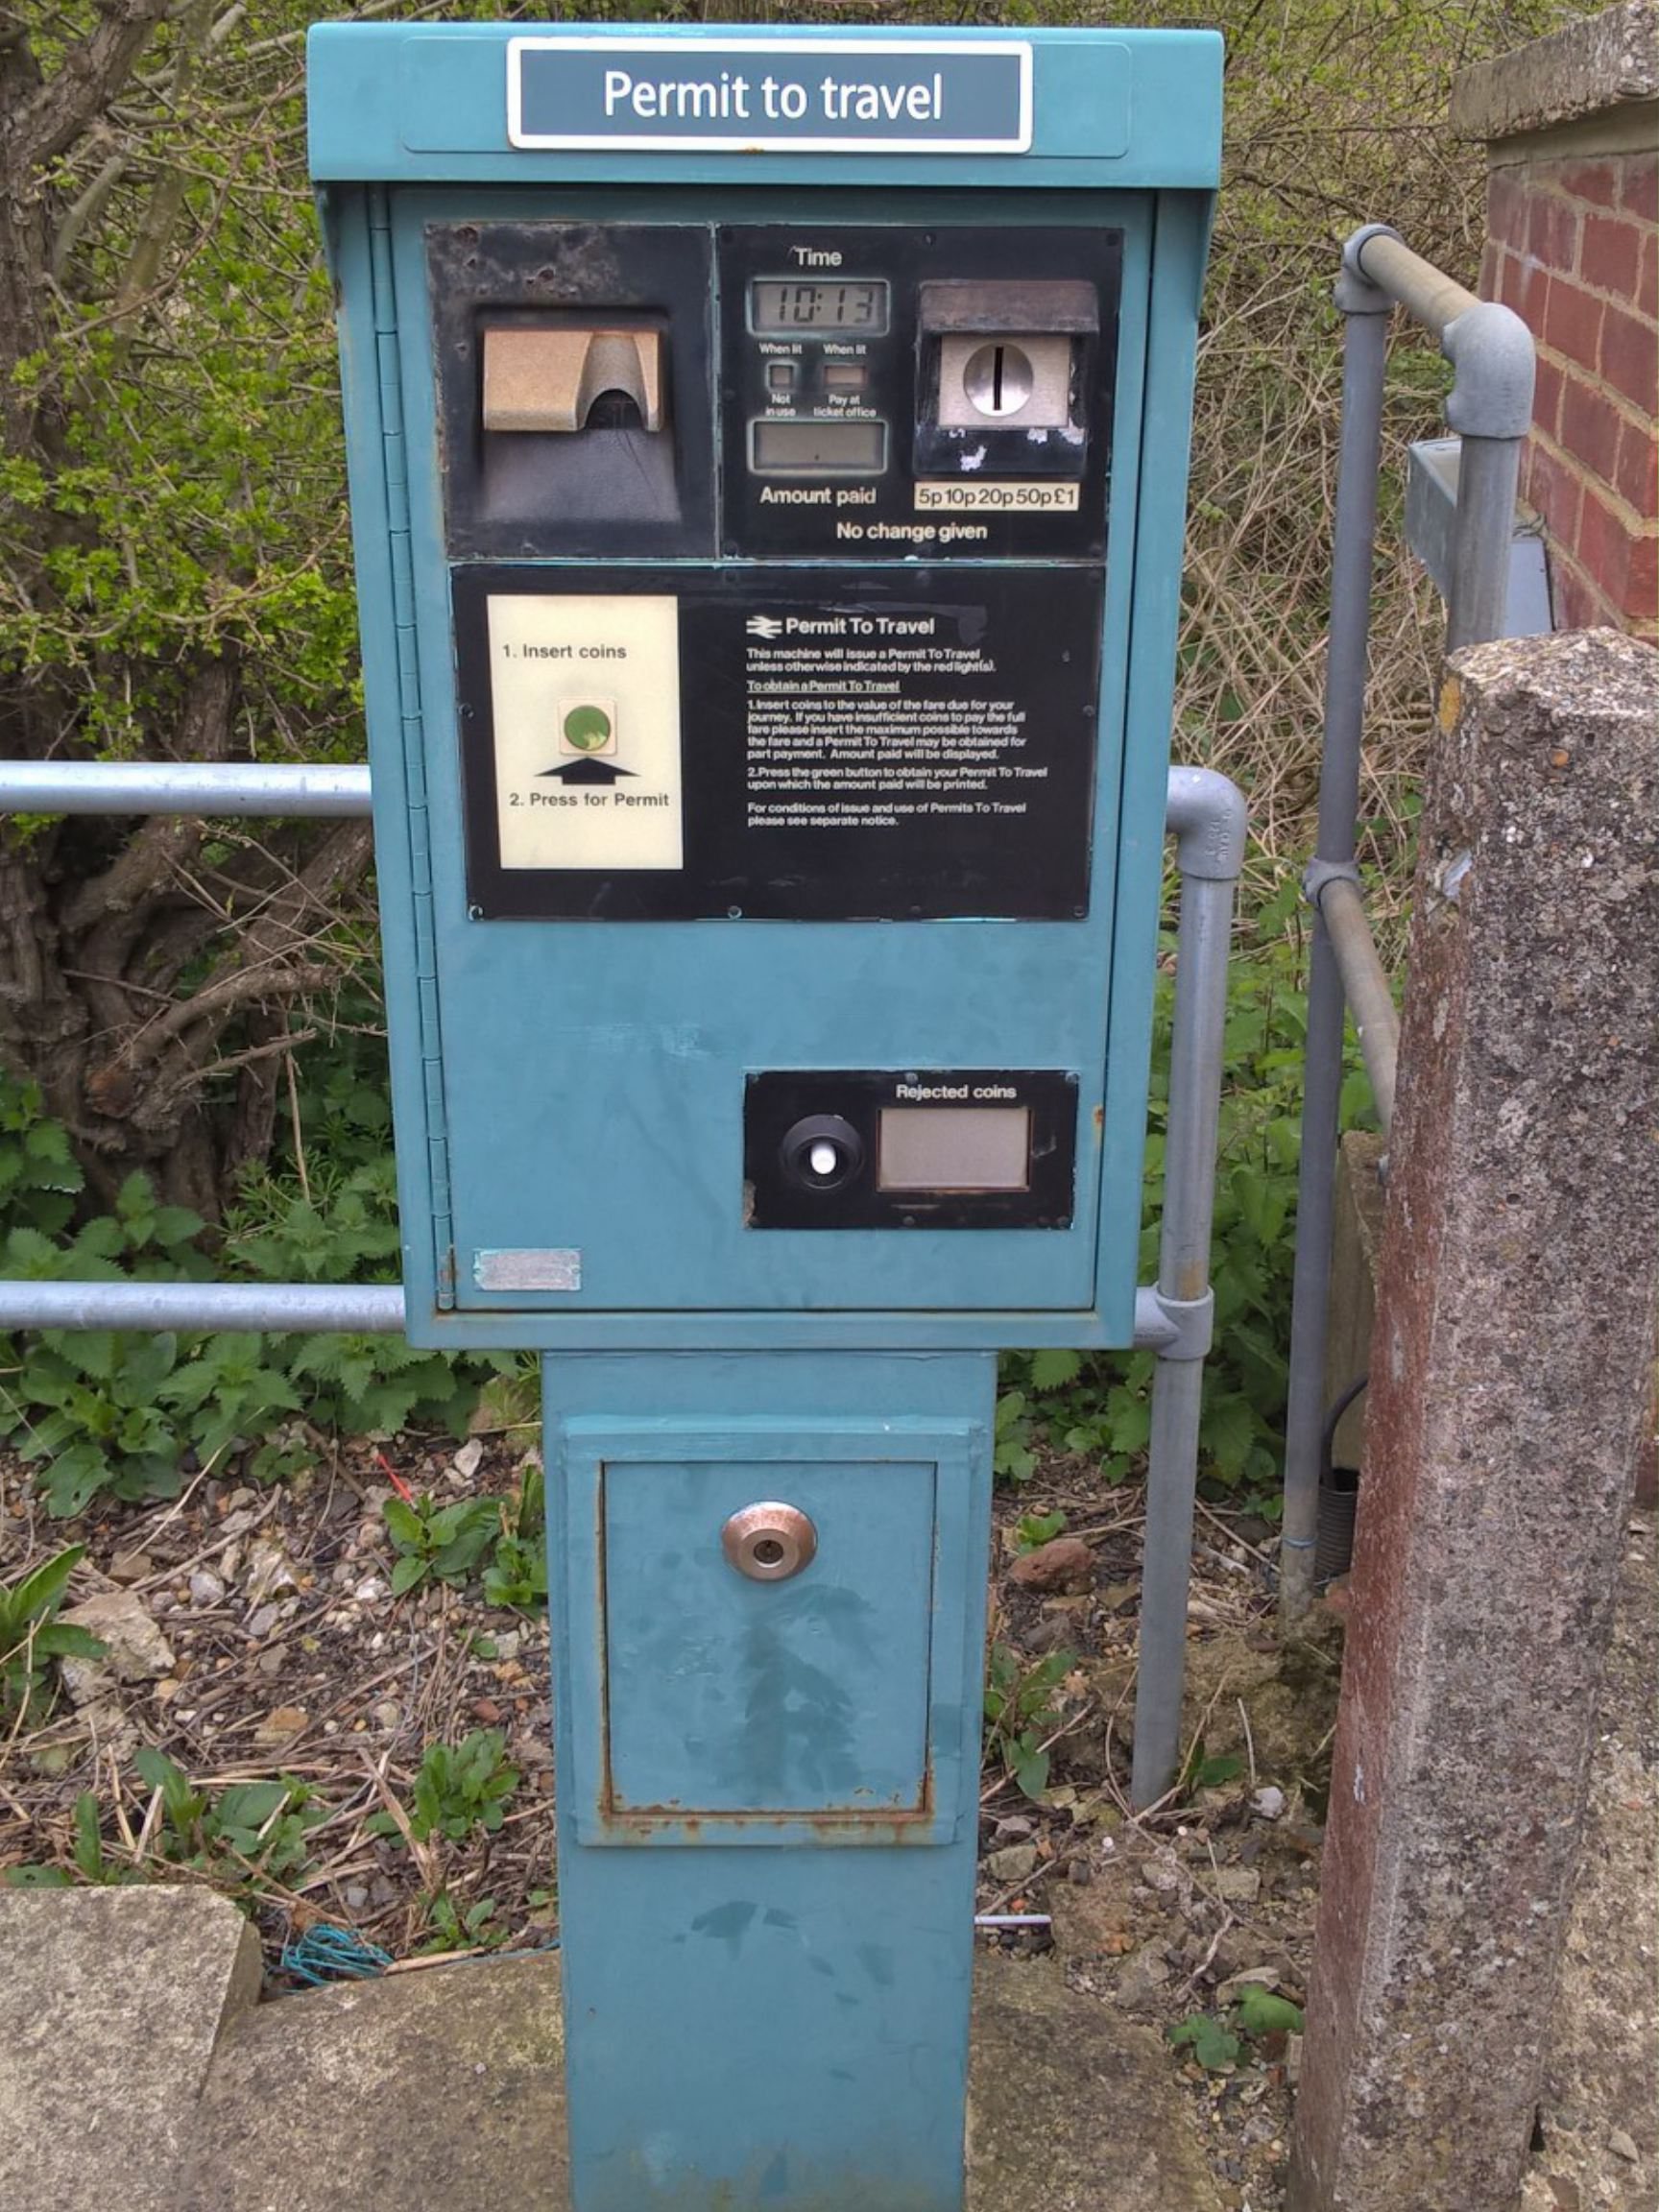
[1288,631,1659,2211]
[0,1884,260,2210]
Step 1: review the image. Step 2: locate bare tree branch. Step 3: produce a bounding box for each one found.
[12,0,174,172]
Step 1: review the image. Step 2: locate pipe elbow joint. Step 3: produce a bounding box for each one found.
[1442,301,1536,439]
[1337,224,1402,314]
[1166,765,1247,881]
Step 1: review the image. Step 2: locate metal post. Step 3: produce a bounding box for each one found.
[1279,270,1391,1626]
[1347,225,1532,655]
[1131,767,1244,1806]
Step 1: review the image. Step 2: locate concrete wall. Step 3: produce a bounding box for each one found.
[1454,2,1658,638]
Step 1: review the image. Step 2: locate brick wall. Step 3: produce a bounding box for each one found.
[1482,153,1658,635]
[1455,4,1659,640]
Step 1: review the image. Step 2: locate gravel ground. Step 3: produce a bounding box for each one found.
[2,1432,1650,2212]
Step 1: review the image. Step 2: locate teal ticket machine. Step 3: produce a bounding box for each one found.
[309,21,1221,2208]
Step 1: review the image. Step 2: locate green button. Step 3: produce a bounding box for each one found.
[563,704,613,752]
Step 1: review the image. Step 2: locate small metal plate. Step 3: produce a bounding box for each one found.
[473,1247,583,1291]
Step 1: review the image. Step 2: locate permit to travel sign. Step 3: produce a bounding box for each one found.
[508,37,1033,155]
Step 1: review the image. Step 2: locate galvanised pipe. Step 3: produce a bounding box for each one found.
[1346,223,1534,654]
[1280,280,1390,1627]
[1132,773,1244,1807]
[0,762,373,816]
[1347,226,1477,336]
[1447,432,1527,653]
[1317,878,1398,1137]
[0,1282,405,1334]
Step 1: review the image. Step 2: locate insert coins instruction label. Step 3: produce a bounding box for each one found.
[487,594,683,873]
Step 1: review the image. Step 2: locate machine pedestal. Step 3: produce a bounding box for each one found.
[542,1351,995,2211]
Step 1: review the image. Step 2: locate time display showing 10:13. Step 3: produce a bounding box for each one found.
[750,279,890,334]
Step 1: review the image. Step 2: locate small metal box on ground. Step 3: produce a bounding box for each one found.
[308,21,1222,2208]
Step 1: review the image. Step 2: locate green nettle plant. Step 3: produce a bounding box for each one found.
[0,1062,501,1514]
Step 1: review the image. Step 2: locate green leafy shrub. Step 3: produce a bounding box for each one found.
[0,1547,104,1723]
[984,1642,1075,1803]
[132,1748,324,1886]
[0,1068,501,1514]
[383,1494,501,1598]
[0,1074,84,1238]
[372,1729,520,1846]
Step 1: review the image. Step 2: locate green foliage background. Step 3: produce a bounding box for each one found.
[0,0,1579,1511]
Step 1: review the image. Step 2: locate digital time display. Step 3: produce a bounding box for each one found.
[750,279,890,334]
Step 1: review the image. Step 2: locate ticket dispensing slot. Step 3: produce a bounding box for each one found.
[426,225,715,560]
[916,279,1098,480]
[475,310,674,530]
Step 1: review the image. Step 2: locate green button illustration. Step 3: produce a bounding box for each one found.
[563,704,613,752]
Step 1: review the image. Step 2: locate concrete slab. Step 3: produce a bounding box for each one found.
[0,1883,260,2210]
[180,1948,1221,2211]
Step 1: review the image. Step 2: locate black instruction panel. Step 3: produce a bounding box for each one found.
[453,565,1103,922]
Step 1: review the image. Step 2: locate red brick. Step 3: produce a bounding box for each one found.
[1551,556,1604,631]
[1558,373,1625,486]
[1543,276,1603,373]
[1581,209,1643,299]
[1487,170,1530,248]
[1531,353,1565,442]
[1629,531,1659,627]
[1556,156,1620,210]
[1600,302,1659,413]
[1514,259,1551,338]
[1528,439,1584,547]
[1577,482,1635,607]
[1639,236,1657,327]
[1527,190,1579,275]
[1622,154,1658,226]
[1614,416,1658,517]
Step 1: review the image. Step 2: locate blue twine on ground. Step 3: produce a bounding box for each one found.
[280,1923,393,1986]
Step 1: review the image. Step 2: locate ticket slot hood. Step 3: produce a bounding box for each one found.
[482,322,666,433]
[917,277,1097,475]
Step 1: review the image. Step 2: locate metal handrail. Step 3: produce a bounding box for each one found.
[0,761,373,816]
[1278,226,1536,1622]
[0,738,1246,1808]
[0,1282,404,1333]
[1316,877,1399,1136]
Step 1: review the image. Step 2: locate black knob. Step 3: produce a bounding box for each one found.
[780,1114,864,1192]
